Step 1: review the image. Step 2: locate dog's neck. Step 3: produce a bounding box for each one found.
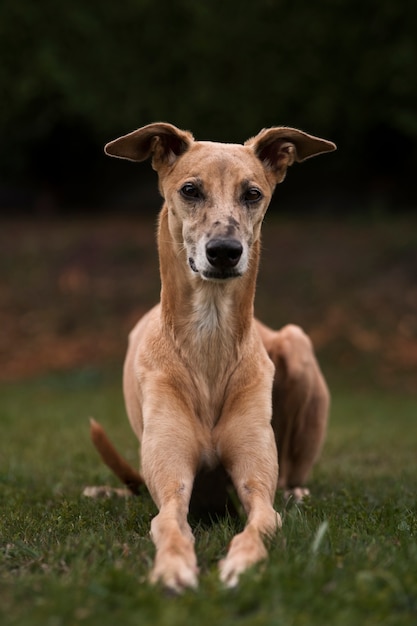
[157,206,259,361]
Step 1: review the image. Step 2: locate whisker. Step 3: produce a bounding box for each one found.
[156,239,188,259]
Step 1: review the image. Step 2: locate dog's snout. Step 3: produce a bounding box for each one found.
[206,238,243,269]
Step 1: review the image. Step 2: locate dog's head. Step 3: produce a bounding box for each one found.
[105,123,335,281]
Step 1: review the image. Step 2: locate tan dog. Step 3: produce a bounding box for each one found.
[88,123,335,591]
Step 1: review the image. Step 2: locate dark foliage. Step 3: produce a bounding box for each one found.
[1,0,416,210]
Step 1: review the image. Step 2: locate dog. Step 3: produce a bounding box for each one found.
[86,123,335,591]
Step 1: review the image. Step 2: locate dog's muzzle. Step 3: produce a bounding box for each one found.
[188,237,245,280]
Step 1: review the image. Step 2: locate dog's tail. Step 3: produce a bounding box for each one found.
[89,418,144,495]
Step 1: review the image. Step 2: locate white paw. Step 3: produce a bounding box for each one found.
[284,487,310,502]
[150,548,199,593]
[219,530,268,588]
[82,485,132,498]
[219,511,281,587]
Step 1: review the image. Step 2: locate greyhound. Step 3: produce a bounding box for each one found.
[86,123,335,590]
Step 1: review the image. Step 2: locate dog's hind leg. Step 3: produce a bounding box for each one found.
[258,323,330,500]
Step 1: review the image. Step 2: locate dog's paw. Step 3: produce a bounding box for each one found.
[82,485,132,498]
[219,510,281,588]
[150,546,199,593]
[284,487,310,503]
[219,529,268,588]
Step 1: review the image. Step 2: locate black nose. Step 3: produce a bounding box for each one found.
[206,238,243,269]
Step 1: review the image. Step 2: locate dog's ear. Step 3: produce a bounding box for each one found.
[246,127,336,183]
[104,123,194,170]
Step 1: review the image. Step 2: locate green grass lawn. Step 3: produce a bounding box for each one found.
[1,369,416,626]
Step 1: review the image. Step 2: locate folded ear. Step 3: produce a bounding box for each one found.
[104,123,194,171]
[246,127,336,183]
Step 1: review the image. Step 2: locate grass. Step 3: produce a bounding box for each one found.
[1,369,416,626]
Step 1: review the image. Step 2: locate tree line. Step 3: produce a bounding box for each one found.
[1,0,416,210]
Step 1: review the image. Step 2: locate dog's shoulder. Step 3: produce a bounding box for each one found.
[128,304,161,343]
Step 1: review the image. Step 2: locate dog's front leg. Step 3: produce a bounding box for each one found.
[213,381,281,588]
[140,396,200,592]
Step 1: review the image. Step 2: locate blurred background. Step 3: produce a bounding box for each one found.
[1,0,416,392]
[1,0,417,213]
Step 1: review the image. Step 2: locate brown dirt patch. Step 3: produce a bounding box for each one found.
[1,214,416,392]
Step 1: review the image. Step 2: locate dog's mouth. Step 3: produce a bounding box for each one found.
[188,257,241,281]
[189,257,199,273]
[202,269,242,280]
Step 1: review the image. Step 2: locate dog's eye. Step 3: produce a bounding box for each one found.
[243,188,263,204]
[180,183,201,200]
